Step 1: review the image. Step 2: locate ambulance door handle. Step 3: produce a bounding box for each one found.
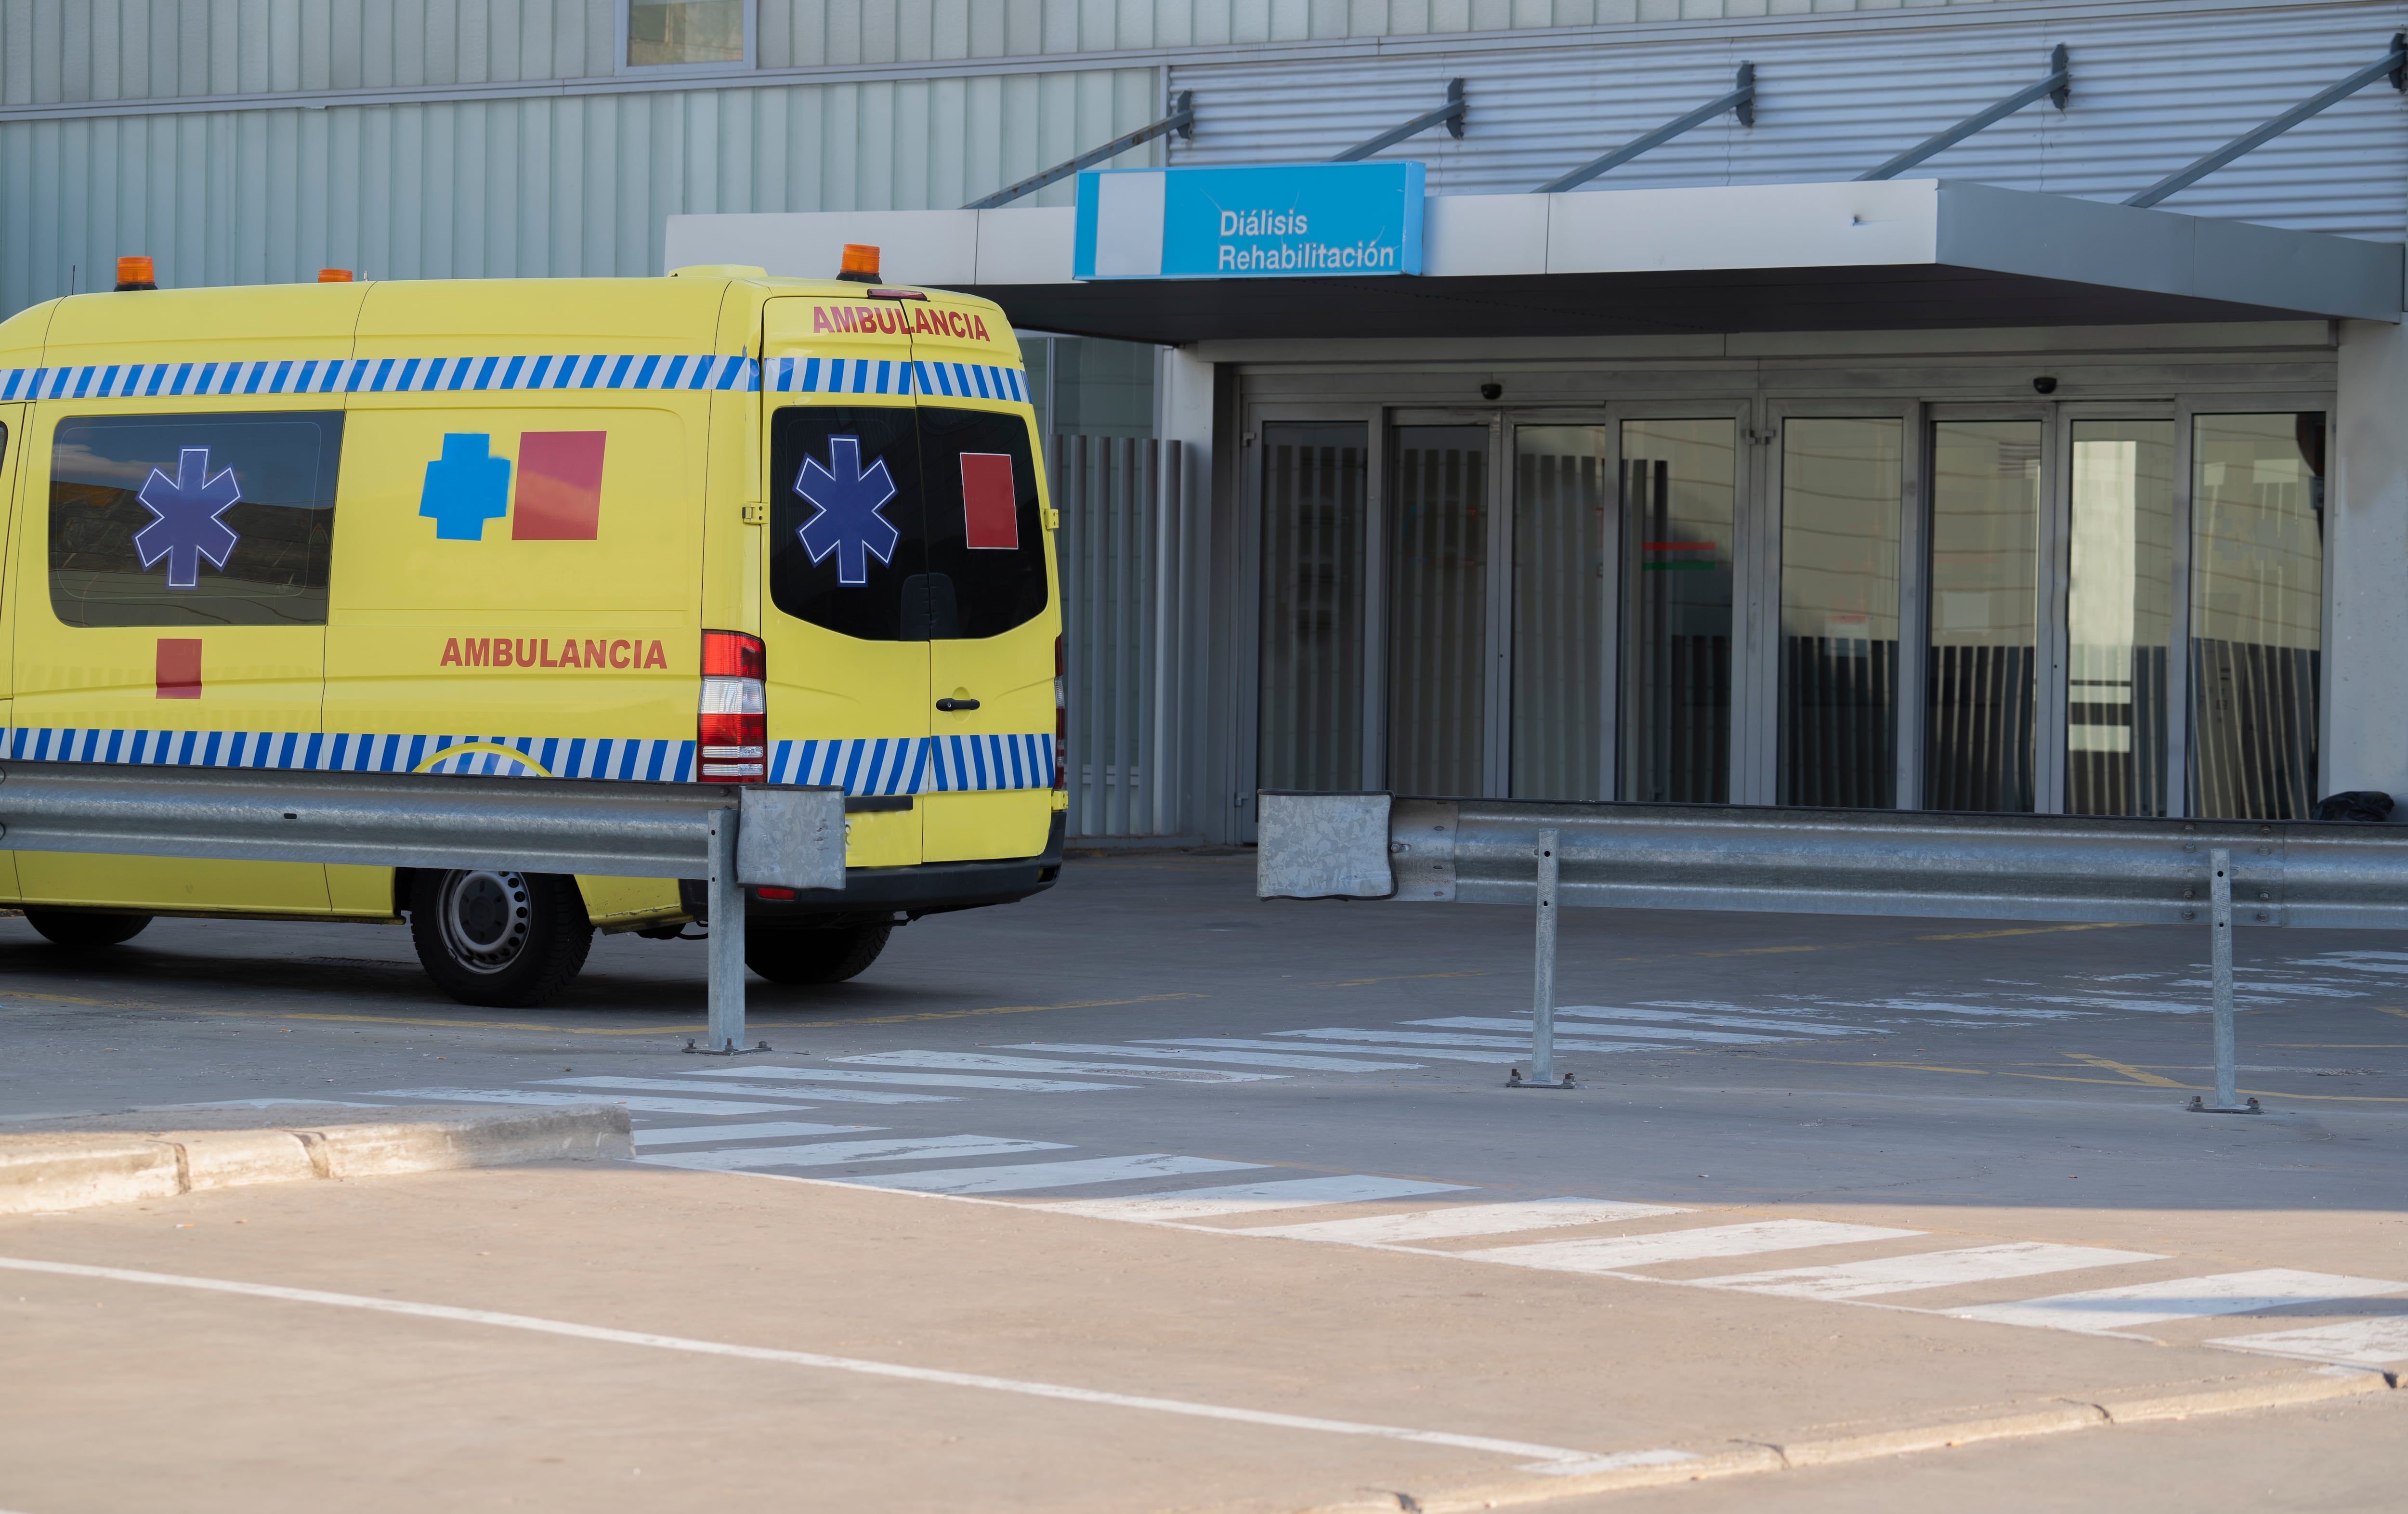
[936,697,981,712]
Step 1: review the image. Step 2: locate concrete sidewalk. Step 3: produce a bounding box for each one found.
[0,1161,2394,1514]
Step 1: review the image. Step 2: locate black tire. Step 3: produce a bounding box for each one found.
[22,910,152,950]
[408,869,593,1008]
[745,923,892,985]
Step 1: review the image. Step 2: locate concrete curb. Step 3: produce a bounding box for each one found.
[1308,1365,2397,1512]
[0,1106,633,1215]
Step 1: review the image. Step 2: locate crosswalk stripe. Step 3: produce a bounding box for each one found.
[1947,1268,2408,1334]
[840,1153,1265,1195]
[832,1052,1280,1083]
[1243,1198,1692,1244]
[1465,1220,1923,1274]
[2205,1318,2408,1365]
[641,1135,1068,1173]
[1411,1017,1790,1046]
[631,1122,878,1148]
[1557,1005,1863,1037]
[538,1074,955,1106]
[1259,1030,1655,1058]
[1041,1175,1474,1222]
[1009,1042,1422,1072]
[681,1066,1131,1093]
[1170,1035,1546,1064]
[365,1086,810,1116]
[1694,1242,2163,1301]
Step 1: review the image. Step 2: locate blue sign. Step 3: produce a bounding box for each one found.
[1073,162,1426,281]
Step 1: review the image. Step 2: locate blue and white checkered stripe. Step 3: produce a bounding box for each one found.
[4,727,694,783]
[763,356,1028,403]
[0,353,759,401]
[925,733,1055,794]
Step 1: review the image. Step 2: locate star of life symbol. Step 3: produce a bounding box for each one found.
[134,447,242,590]
[794,435,901,587]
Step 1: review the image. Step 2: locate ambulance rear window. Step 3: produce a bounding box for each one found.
[770,403,1048,643]
[49,411,343,629]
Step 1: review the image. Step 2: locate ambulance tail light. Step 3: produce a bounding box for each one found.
[698,630,766,783]
[1053,634,1067,791]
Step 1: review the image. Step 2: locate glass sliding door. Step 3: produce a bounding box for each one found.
[1512,426,1610,800]
[1620,419,1736,803]
[1389,426,1492,796]
[1779,418,1903,808]
[2066,421,2174,816]
[1924,421,2041,811]
[1256,422,1367,792]
[2189,413,2325,820]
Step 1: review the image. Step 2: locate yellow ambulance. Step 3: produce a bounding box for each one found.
[0,253,1066,1005]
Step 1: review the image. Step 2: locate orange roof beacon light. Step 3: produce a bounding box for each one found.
[837,243,880,283]
[114,255,157,292]
[317,268,354,283]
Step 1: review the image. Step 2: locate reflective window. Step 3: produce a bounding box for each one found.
[1779,418,1901,808]
[2190,413,2324,819]
[1620,419,1735,804]
[1257,423,1366,792]
[50,411,342,628]
[1390,426,1490,796]
[1925,421,2040,811]
[1512,426,1610,800]
[2066,421,2174,816]
[628,0,745,66]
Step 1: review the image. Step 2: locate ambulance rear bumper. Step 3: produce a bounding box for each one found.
[744,812,1065,927]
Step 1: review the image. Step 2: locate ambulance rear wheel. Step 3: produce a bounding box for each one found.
[22,910,152,950]
[409,869,593,1008]
[745,923,891,985]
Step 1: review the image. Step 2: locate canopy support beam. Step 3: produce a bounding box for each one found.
[1331,78,1466,162]
[967,91,1195,210]
[2127,35,2405,208]
[1533,63,1755,194]
[1858,45,2069,181]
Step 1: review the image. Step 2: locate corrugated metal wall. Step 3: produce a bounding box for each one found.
[0,66,1161,310]
[1171,0,2408,238]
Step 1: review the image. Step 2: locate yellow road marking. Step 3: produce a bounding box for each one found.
[131,992,1209,1038]
[1762,1053,2408,1101]
[753,992,1208,1030]
[1312,971,1491,988]
[2373,1006,2408,1022]
[2270,1044,2408,1048]
[2058,1051,2187,1088]
[1914,923,2141,941]
[1607,919,2148,966]
[3,990,131,1006]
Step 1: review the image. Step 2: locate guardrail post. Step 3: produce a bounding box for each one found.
[1510,829,1570,1089]
[706,808,746,1055]
[2188,846,2259,1114]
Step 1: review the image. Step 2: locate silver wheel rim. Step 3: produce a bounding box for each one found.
[439,870,532,975]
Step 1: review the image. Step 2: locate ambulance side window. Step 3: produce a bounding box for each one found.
[49,411,344,629]
[917,405,1049,640]
[769,405,926,642]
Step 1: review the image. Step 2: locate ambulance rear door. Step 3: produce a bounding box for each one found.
[760,295,928,868]
[910,304,1058,863]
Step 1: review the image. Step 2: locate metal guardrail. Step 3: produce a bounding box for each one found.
[1257,793,2408,1110]
[0,762,846,1053]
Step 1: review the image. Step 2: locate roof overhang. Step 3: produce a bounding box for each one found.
[666,179,2404,344]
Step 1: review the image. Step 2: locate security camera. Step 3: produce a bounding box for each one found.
[2032,376,2059,395]
[1479,382,1503,401]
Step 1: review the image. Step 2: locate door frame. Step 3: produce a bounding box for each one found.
[1388,407,1509,796]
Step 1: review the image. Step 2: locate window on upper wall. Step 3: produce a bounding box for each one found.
[624,0,752,70]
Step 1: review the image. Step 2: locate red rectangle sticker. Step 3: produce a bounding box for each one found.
[511,431,607,541]
[960,452,1018,550]
[156,638,201,699]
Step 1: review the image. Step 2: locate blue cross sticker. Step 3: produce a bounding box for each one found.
[794,435,902,586]
[133,447,242,589]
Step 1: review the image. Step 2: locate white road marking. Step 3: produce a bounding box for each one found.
[2206,1317,2408,1365]
[832,1052,1280,1083]
[1948,1269,2408,1334]
[1694,1243,2163,1301]
[1041,1175,1474,1222]
[1170,1036,1545,1064]
[540,1076,840,1102]
[632,1122,879,1148]
[0,1255,1629,1472]
[1465,1220,1923,1274]
[1558,1006,1864,1037]
[1257,1030,1655,1058]
[842,1154,1265,1195]
[641,1135,1068,1172]
[1008,1042,1422,1072]
[365,1087,810,1116]
[681,1066,1128,1093]
[1411,1017,1789,1046]
[1243,1199,1692,1244]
